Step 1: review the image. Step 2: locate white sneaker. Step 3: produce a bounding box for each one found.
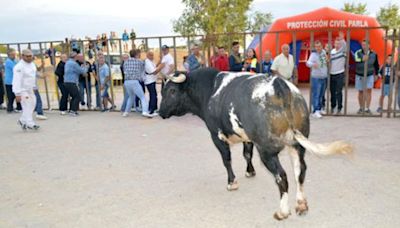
[122,112,129,117]
[142,112,153,118]
[320,109,327,115]
[60,111,67,115]
[311,111,322,119]
[150,112,159,117]
[36,114,48,120]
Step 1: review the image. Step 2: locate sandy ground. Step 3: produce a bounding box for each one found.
[0,100,399,227]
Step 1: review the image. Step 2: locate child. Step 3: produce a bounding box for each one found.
[377,55,394,113]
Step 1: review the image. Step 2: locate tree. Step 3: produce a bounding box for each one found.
[377,3,400,30]
[0,45,7,54]
[248,11,273,33]
[173,0,255,48]
[341,2,368,15]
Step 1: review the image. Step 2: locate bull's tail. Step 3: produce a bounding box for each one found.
[293,130,353,156]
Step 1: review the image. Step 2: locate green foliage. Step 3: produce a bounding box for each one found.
[341,2,368,15]
[377,3,400,30]
[248,11,273,33]
[0,45,7,54]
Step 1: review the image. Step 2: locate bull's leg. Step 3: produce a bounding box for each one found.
[211,134,238,191]
[260,153,290,220]
[290,144,308,216]
[243,142,256,177]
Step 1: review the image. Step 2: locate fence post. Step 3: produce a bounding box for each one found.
[81,40,91,109]
[309,31,314,114]
[106,39,116,109]
[50,42,60,104]
[17,44,22,60]
[173,37,177,71]
[326,30,332,115]
[259,32,263,73]
[344,29,351,116]
[387,29,397,117]
[361,29,370,115]
[394,30,400,118]
[39,42,51,110]
[292,31,298,85]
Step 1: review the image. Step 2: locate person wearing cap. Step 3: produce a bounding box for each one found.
[64,52,88,116]
[158,45,175,88]
[12,49,40,130]
[5,48,22,113]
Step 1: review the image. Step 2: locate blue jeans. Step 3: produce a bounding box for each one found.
[311,77,327,113]
[146,82,158,113]
[121,86,129,112]
[34,89,43,115]
[124,80,149,114]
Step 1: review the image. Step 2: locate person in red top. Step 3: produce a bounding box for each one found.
[213,46,229,71]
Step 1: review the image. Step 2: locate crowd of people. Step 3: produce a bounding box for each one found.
[1,32,400,130]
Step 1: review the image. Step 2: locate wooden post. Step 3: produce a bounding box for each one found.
[81,40,91,109]
[387,29,397,117]
[259,32,263,73]
[309,31,314,114]
[394,30,400,118]
[106,39,115,109]
[344,29,351,115]
[361,29,370,115]
[173,37,177,71]
[39,42,51,110]
[326,30,332,115]
[292,31,298,84]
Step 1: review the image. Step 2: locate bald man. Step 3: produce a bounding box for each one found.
[12,49,40,130]
[271,44,295,81]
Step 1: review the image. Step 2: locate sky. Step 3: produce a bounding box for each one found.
[0,0,395,43]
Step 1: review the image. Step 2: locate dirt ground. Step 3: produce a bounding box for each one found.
[0,98,399,227]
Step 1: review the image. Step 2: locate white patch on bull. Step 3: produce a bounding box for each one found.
[280,192,290,216]
[283,79,300,94]
[251,77,276,104]
[217,107,251,145]
[247,73,265,80]
[212,72,251,97]
[287,146,305,201]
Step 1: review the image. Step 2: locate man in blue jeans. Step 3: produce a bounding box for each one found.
[306,41,328,119]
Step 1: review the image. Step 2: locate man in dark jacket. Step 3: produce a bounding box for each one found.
[354,40,379,114]
[55,54,68,114]
[229,41,243,72]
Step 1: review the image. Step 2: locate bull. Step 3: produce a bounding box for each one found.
[159,68,352,220]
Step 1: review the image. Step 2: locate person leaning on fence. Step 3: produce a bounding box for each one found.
[243,48,259,73]
[229,41,243,72]
[306,40,328,119]
[187,44,206,72]
[122,49,155,118]
[354,40,379,115]
[158,45,175,88]
[271,44,295,81]
[4,48,22,113]
[64,52,88,117]
[144,51,164,115]
[55,54,69,115]
[12,49,40,130]
[329,32,347,115]
[377,55,395,113]
[33,62,47,120]
[261,50,273,76]
[0,57,5,109]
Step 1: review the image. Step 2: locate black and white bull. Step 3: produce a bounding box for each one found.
[159,68,352,220]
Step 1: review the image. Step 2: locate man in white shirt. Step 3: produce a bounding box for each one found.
[12,49,40,130]
[271,44,295,81]
[144,51,163,114]
[158,45,175,88]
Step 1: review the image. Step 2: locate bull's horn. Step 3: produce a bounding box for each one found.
[171,74,186,83]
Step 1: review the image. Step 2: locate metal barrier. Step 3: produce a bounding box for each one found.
[1,27,399,117]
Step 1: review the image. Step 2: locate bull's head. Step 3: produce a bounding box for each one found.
[159,73,189,119]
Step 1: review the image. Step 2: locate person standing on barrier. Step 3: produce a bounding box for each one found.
[144,51,163,115]
[5,48,22,113]
[307,40,328,119]
[159,45,175,89]
[12,49,40,130]
[330,33,347,115]
[377,55,395,113]
[120,54,130,112]
[187,44,205,72]
[0,57,5,109]
[271,44,295,82]
[229,41,243,72]
[55,54,68,115]
[64,52,88,117]
[261,50,273,75]
[355,40,379,115]
[122,49,154,118]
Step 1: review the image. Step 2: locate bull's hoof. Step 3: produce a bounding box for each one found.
[273,211,291,220]
[226,181,239,191]
[295,199,309,216]
[245,171,256,178]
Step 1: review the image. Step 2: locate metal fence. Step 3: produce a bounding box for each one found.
[1,27,399,117]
